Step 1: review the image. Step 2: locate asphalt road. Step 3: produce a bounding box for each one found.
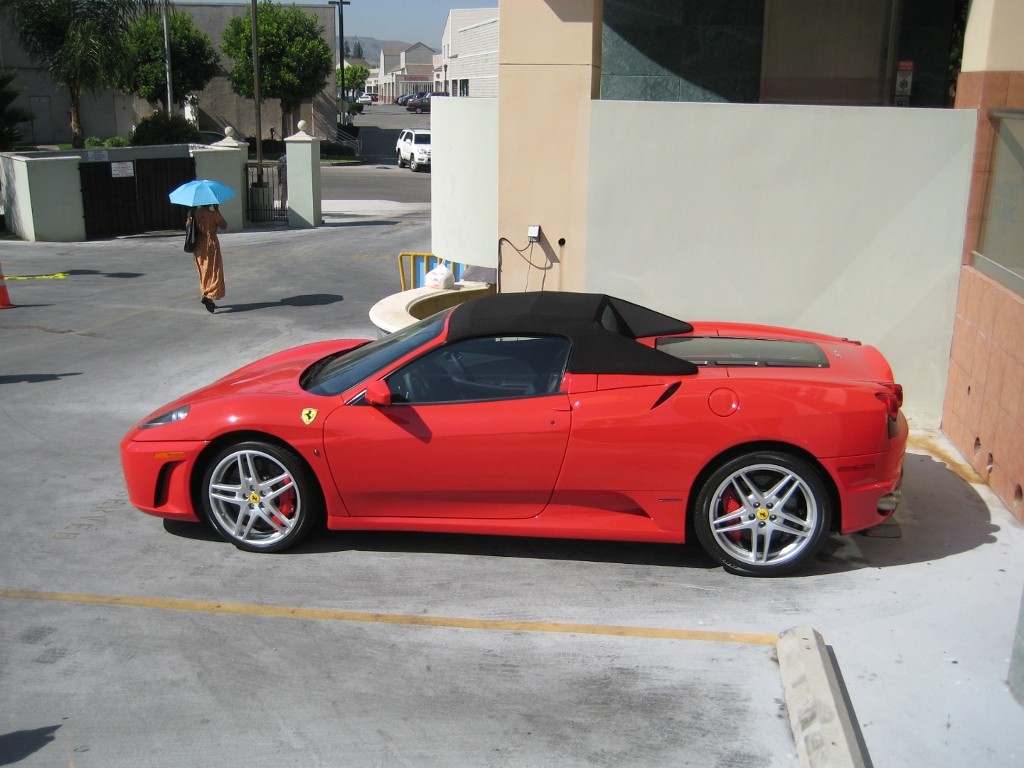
[320,103,432,204]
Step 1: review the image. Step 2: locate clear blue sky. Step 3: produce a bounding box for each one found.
[221,1,498,49]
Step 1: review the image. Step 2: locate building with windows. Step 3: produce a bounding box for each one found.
[440,9,499,98]
[372,43,437,104]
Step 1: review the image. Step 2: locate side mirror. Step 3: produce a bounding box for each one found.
[363,378,392,407]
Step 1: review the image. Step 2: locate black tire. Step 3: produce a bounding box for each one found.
[692,451,832,576]
[200,441,323,553]
[397,151,406,168]
[410,157,419,172]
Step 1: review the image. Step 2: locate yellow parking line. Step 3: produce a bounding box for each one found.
[0,588,777,646]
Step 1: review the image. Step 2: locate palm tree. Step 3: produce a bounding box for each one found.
[0,71,33,150]
[0,0,155,147]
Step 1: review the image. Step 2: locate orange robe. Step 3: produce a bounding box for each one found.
[189,206,227,300]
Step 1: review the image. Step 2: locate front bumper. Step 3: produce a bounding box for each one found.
[120,434,206,522]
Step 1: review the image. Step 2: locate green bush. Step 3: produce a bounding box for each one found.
[85,136,104,148]
[321,141,356,158]
[131,113,200,146]
[105,136,129,148]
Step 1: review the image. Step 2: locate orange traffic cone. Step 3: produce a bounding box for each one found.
[0,262,13,309]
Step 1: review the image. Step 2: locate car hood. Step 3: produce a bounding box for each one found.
[134,339,369,423]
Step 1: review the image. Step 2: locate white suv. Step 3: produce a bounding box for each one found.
[396,129,431,172]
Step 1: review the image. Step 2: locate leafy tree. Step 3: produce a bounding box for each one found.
[0,0,155,148]
[0,71,33,150]
[116,9,219,112]
[221,1,332,128]
[341,65,369,94]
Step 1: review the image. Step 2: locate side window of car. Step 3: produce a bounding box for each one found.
[388,335,570,405]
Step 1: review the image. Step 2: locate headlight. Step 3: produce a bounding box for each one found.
[139,405,190,429]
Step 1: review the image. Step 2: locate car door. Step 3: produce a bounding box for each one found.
[324,335,573,519]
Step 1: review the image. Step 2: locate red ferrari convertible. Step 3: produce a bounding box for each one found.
[121,292,907,576]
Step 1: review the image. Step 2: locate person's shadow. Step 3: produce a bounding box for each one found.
[219,293,344,313]
[0,725,61,766]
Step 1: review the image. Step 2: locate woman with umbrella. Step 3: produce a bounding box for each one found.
[170,180,234,313]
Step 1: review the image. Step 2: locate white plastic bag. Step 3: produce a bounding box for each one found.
[425,260,455,290]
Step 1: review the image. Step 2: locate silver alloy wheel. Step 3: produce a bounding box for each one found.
[705,462,820,568]
[207,447,303,549]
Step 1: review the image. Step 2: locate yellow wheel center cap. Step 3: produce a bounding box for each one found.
[756,507,770,521]
[249,492,261,504]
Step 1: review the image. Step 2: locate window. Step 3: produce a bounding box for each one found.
[302,312,447,397]
[388,335,571,405]
[975,111,1024,297]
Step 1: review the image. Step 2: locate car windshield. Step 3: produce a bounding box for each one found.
[302,312,448,396]
[414,134,430,144]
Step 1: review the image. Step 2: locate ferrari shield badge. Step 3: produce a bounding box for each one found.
[301,408,318,426]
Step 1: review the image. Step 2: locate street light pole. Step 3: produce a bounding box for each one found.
[250,0,262,165]
[328,1,351,104]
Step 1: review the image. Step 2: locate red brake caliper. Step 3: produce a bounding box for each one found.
[722,489,743,541]
[272,477,296,526]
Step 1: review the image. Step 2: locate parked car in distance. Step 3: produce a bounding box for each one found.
[396,128,431,171]
[395,94,415,106]
[406,94,432,113]
[120,291,908,577]
[356,93,372,105]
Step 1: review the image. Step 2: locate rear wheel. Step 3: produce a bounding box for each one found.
[200,441,322,553]
[693,451,831,576]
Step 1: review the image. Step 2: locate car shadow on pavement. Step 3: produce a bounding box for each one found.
[806,451,1001,576]
[161,452,1001,576]
[162,520,719,569]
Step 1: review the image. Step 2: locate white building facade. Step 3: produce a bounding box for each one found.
[373,43,437,104]
[440,9,499,98]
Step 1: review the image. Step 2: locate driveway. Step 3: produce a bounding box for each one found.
[1,215,1023,767]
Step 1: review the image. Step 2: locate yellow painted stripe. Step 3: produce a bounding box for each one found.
[0,588,777,646]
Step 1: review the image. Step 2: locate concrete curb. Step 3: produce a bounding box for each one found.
[321,199,430,216]
[778,627,870,768]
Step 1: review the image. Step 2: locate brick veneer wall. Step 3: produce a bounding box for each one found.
[942,70,1024,518]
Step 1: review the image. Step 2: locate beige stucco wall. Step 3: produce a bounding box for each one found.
[961,0,1024,72]
[496,0,601,293]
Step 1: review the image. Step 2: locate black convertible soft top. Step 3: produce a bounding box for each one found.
[446,292,698,376]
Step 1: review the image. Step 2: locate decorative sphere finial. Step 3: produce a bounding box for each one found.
[297,120,308,133]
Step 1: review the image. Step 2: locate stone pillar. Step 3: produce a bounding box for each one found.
[193,127,247,231]
[284,120,322,228]
[496,0,601,293]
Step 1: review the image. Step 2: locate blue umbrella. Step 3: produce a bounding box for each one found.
[168,179,237,207]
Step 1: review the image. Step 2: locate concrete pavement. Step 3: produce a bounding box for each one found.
[1,212,1023,767]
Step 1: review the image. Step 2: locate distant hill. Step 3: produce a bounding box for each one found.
[345,37,433,66]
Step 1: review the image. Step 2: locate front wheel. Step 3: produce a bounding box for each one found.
[397,151,406,168]
[410,157,419,172]
[200,441,323,553]
[692,451,832,576]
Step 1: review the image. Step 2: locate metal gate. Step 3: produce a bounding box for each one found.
[245,162,288,222]
[79,157,196,239]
